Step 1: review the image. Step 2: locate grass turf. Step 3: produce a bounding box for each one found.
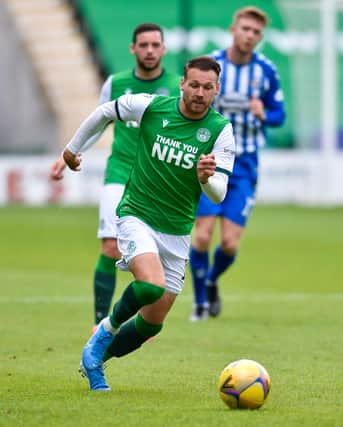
[1,205,342,427]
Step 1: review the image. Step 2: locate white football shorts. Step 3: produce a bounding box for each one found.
[97,184,125,239]
[116,216,190,295]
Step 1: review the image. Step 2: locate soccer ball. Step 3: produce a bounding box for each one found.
[218,359,271,410]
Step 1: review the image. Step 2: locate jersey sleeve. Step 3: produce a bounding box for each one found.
[263,68,286,127]
[98,75,113,104]
[65,94,154,154]
[78,75,114,152]
[114,93,155,123]
[212,123,236,176]
[200,123,235,203]
[200,173,228,204]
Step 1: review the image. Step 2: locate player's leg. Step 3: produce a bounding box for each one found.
[103,290,176,360]
[207,177,255,317]
[103,228,188,360]
[210,218,243,282]
[93,238,119,329]
[81,217,166,390]
[108,251,165,330]
[190,215,216,321]
[93,184,124,329]
[206,219,243,316]
[189,193,220,321]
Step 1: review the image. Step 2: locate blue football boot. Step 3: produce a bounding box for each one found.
[81,319,114,390]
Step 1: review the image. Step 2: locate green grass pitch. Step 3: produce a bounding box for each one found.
[1,205,343,427]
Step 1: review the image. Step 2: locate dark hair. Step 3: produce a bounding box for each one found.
[132,23,164,43]
[233,6,268,26]
[183,56,221,79]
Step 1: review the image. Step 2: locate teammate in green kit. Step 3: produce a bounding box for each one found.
[50,23,180,330]
[62,56,236,391]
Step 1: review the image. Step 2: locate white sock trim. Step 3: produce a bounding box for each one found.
[102,317,118,335]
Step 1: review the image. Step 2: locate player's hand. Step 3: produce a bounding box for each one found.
[250,95,266,121]
[63,148,82,172]
[49,155,66,180]
[197,153,216,184]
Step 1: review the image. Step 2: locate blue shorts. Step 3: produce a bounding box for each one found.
[196,175,257,227]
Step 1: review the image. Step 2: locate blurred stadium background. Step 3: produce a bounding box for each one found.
[0,0,342,205]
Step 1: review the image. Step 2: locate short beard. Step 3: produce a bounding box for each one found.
[137,58,160,72]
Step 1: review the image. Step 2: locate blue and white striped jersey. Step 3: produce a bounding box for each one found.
[212,49,285,158]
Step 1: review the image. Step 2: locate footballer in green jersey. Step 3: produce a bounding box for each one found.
[117,95,233,235]
[63,56,236,391]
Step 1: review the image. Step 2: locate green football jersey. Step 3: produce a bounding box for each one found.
[104,70,180,184]
[117,96,231,235]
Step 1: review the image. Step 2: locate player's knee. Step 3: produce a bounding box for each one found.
[132,280,165,306]
[102,238,121,259]
[194,231,212,251]
[221,237,239,255]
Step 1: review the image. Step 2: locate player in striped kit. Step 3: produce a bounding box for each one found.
[50,23,180,330]
[189,6,286,321]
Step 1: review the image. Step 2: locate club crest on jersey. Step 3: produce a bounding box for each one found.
[156,87,170,96]
[162,119,169,128]
[196,128,211,142]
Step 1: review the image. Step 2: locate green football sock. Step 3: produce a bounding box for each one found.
[103,313,163,360]
[94,254,117,324]
[109,280,165,329]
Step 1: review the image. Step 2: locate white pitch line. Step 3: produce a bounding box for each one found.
[0,293,342,304]
[181,292,343,302]
[0,296,92,304]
